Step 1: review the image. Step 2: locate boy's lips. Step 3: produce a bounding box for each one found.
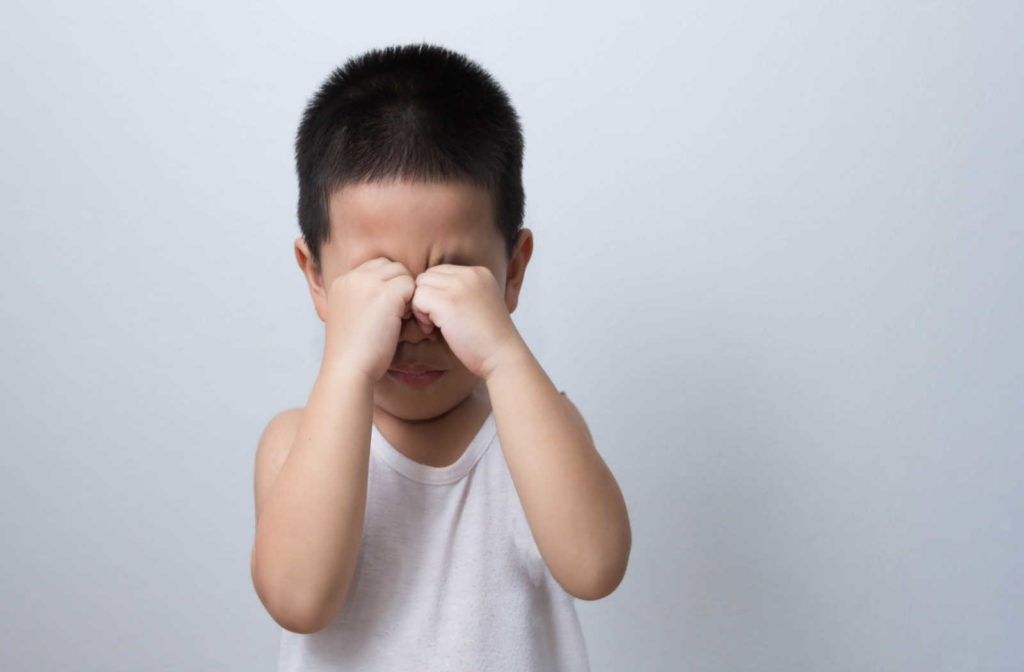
[387,369,446,387]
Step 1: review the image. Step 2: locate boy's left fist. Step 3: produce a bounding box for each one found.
[409,264,520,380]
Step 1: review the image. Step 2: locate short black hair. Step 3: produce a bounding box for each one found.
[295,42,525,275]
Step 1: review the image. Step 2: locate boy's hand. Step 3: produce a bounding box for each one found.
[322,257,417,383]
[410,264,521,380]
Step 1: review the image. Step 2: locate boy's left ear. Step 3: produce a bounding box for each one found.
[504,228,533,314]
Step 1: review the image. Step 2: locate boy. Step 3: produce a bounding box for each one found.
[251,43,631,671]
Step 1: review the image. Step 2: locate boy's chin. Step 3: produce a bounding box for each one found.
[374,375,481,419]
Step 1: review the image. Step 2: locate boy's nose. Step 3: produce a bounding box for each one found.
[400,312,438,343]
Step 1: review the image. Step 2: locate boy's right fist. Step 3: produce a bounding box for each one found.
[321,257,420,384]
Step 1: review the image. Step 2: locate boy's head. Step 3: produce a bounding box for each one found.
[292,43,533,417]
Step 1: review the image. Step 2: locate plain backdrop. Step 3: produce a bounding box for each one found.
[1,1,1021,670]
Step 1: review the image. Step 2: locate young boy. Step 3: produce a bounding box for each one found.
[251,43,631,671]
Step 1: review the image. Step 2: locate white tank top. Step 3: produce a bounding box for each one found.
[276,407,591,671]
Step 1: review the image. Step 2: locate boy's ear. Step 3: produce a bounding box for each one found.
[294,236,328,323]
[504,228,534,315]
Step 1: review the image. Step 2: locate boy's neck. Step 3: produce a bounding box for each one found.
[372,380,492,468]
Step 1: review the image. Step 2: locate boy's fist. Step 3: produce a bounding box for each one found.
[322,257,420,383]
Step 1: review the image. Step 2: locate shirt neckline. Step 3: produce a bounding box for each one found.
[370,410,497,485]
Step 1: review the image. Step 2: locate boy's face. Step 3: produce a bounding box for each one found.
[295,178,532,420]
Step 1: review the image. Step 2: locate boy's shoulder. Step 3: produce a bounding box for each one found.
[253,407,305,520]
[259,407,304,448]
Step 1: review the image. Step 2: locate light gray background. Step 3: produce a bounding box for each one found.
[1,1,1020,670]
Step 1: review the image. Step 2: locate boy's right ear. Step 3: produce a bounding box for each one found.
[294,236,328,323]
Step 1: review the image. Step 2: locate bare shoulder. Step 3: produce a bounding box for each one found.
[253,407,305,523]
[558,390,594,444]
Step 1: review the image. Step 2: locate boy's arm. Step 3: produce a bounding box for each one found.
[250,365,375,634]
[484,335,632,601]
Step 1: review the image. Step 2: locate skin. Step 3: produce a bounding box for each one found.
[278,177,630,619]
[298,178,515,466]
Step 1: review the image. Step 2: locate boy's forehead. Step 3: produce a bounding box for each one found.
[327,179,499,262]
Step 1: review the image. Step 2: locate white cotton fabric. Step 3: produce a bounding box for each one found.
[276,406,591,671]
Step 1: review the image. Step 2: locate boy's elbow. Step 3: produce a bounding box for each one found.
[276,605,333,635]
[575,531,631,601]
[257,582,337,634]
[251,549,342,634]
[574,559,628,601]
[264,599,325,635]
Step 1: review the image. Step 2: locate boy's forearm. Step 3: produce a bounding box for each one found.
[252,363,373,632]
[484,335,631,600]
